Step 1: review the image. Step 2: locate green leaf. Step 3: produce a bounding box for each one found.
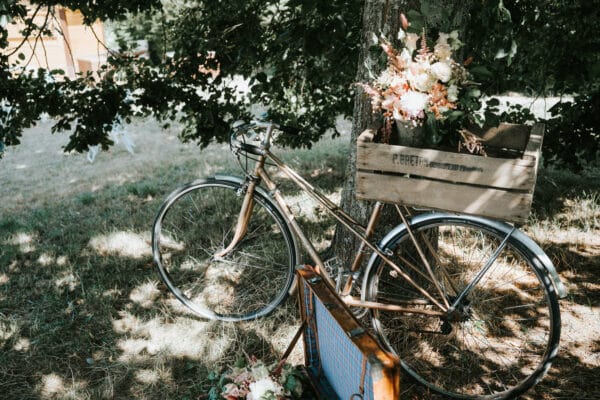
[486,98,500,107]
[207,371,219,381]
[207,387,219,400]
[496,0,512,23]
[234,358,246,368]
[484,110,500,127]
[507,40,518,65]
[284,374,299,392]
[406,10,424,32]
[254,72,268,83]
[467,88,481,98]
[469,66,493,80]
[447,110,465,121]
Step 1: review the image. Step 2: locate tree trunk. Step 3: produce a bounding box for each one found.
[329,0,404,269]
[330,0,472,269]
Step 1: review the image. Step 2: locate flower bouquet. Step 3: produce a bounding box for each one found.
[208,357,305,400]
[359,17,481,148]
[355,15,545,223]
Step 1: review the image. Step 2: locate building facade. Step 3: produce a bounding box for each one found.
[4,4,106,78]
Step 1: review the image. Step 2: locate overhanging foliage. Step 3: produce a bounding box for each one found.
[1,0,362,153]
[1,0,598,168]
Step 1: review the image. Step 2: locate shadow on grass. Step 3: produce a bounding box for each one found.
[1,164,599,399]
[533,167,600,223]
[0,178,301,400]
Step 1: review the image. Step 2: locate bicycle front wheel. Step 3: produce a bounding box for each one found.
[152,178,297,322]
[365,215,560,399]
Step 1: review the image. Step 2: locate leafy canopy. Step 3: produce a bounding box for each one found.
[1,0,362,153]
[1,0,598,168]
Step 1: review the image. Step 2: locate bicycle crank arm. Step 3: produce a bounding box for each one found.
[342,296,445,317]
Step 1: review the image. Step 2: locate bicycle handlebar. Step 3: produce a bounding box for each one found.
[233,120,300,135]
[230,120,300,155]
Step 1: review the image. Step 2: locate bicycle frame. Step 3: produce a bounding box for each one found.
[225,125,451,316]
[152,122,566,399]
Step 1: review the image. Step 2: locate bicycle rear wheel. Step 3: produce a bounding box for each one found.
[364,214,560,399]
[152,178,297,322]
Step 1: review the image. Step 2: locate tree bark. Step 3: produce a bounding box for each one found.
[329,0,404,269]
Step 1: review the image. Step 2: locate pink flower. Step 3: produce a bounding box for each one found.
[222,383,248,399]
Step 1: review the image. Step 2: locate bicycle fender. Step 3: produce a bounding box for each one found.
[214,174,300,295]
[363,213,567,299]
[458,214,568,299]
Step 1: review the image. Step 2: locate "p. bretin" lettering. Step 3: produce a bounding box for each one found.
[392,153,484,173]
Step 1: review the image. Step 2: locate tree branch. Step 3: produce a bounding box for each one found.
[6,3,43,57]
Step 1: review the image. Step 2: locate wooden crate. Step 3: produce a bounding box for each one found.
[297,265,400,400]
[356,123,545,223]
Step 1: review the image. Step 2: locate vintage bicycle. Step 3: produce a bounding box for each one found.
[152,120,567,399]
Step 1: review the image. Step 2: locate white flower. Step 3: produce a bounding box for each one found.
[434,42,452,60]
[390,74,406,89]
[375,69,396,86]
[397,28,406,41]
[248,378,283,400]
[222,383,247,398]
[399,48,412,65]
[250,364,270,381]
[449,30,463,50]
[410,72,435,92]
[431,62,453,83]
[436,32,450,45]
[381,95,395,111]
[407,62,436,92]
[447,84,459,102]
[404,33,419,53]
[398,90,429,118]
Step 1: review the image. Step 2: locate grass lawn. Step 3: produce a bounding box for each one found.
[1,118,598,399]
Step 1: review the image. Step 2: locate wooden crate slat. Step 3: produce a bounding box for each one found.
[357,142,536,191]
[356,124,544,191]
[356,171,533,223]
[524,123,545,198]
[523,123,544,158]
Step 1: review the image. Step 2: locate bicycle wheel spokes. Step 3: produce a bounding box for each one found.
[153,180,296,321]
[367,218,559,399]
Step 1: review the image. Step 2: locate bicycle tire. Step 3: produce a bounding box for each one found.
[364,214,560,399]
[152,177,298,322]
